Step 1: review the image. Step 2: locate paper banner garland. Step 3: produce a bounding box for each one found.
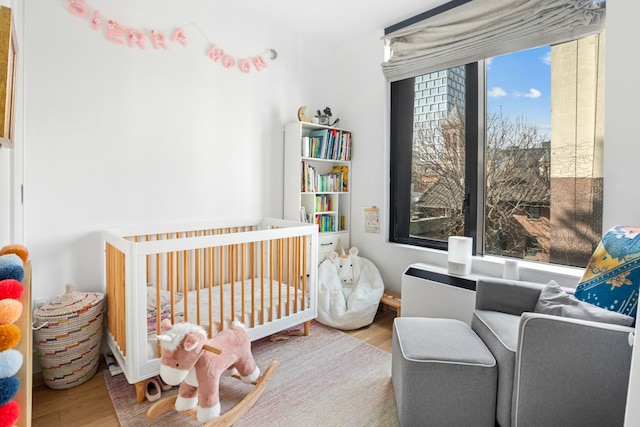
[66,0,277,74]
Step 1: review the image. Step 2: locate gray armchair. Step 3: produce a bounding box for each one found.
[472,278,634,427]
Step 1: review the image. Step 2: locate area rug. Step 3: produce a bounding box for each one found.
[104,321,400,426]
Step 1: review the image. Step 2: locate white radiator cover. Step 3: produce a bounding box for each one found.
[401,263,482,326]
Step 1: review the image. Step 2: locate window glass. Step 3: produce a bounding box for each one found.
[410,66,467,242]
[393,33,605,268]
[485,39,604,266]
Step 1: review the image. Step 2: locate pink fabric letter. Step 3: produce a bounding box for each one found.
[239,59,251,73]
[68,0,88,17]
[128,28,146,49]
[207,44,224,62]
[252,56,268,71]
[171,28,187,46]
[151,30,168,50]
[222,55,236,69]
[91,10,102,31]
[106,21,126,45]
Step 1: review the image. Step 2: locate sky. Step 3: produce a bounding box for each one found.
[486,46,551,138]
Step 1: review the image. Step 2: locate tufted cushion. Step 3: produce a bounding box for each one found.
[573,225,640,321]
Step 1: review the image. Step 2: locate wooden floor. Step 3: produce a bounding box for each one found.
[32,308,397,426]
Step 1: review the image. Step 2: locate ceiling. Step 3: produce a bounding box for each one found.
[228,0,450,46]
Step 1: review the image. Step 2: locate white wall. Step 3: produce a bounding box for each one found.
[16,0,334,300]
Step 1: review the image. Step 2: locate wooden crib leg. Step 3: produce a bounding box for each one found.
[303,320,311,336]
[135,380,146,403]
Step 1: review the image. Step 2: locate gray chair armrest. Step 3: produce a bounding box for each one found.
[512,312,634,427]
[474,278,546,315]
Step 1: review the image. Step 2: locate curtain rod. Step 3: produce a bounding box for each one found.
[384,0,472,35]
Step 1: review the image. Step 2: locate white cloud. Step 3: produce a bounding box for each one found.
[523,88,542,99]
[488,86,506,97]
[541,51,551,65]
[514,88,542,99]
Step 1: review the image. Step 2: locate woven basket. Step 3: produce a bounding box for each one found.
[33,284,104,390]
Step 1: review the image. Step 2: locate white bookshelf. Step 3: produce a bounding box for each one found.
[284,121,351,262]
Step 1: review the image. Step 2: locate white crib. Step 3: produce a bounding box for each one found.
[102,217,318,402]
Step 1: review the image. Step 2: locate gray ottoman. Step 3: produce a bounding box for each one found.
[392,317,497,426]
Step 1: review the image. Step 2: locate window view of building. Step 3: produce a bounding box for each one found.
[411,67,467,240]
[405,33,605,268]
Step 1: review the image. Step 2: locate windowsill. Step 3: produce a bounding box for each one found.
[390,241,584,288]
[478,254,583,287]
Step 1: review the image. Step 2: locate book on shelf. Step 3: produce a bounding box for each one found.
[300,206,312,223]
[341,132,352,161]
[301,164,348,193]
[301,161,318,192]
[309,129,329,159]
[339,214,347,231]
[315,194,332,212]
[314,214,336,233]
[305,128,352,161]
[331,165,349,192]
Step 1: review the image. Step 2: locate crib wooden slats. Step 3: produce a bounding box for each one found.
[105,243,126,356]
[103,218,317,385]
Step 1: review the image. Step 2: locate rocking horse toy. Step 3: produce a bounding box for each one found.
[146,319,279,426]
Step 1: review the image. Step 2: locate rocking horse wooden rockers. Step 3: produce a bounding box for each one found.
[146,319,279,426]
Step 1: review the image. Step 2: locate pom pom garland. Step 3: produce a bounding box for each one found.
[0,350,22,379]
[0,255,23,282]
[0,245,26,426]
[0,245,28,263]
[0,300,22,325]
[0,325,20,352]
[0,280,23,301]
[0,377,18,407]
[0,400,19,427]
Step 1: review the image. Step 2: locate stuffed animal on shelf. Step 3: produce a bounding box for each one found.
[156,320,260,423]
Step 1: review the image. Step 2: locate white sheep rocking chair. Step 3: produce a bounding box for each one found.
[317,247,385,330]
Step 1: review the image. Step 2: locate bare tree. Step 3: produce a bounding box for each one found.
[485,113,550,256]
[412,110,550,257]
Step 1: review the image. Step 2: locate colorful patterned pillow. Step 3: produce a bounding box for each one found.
[574,225,640,321]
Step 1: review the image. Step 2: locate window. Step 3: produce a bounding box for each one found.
[527,206,541,220]
[389,34,605,268]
